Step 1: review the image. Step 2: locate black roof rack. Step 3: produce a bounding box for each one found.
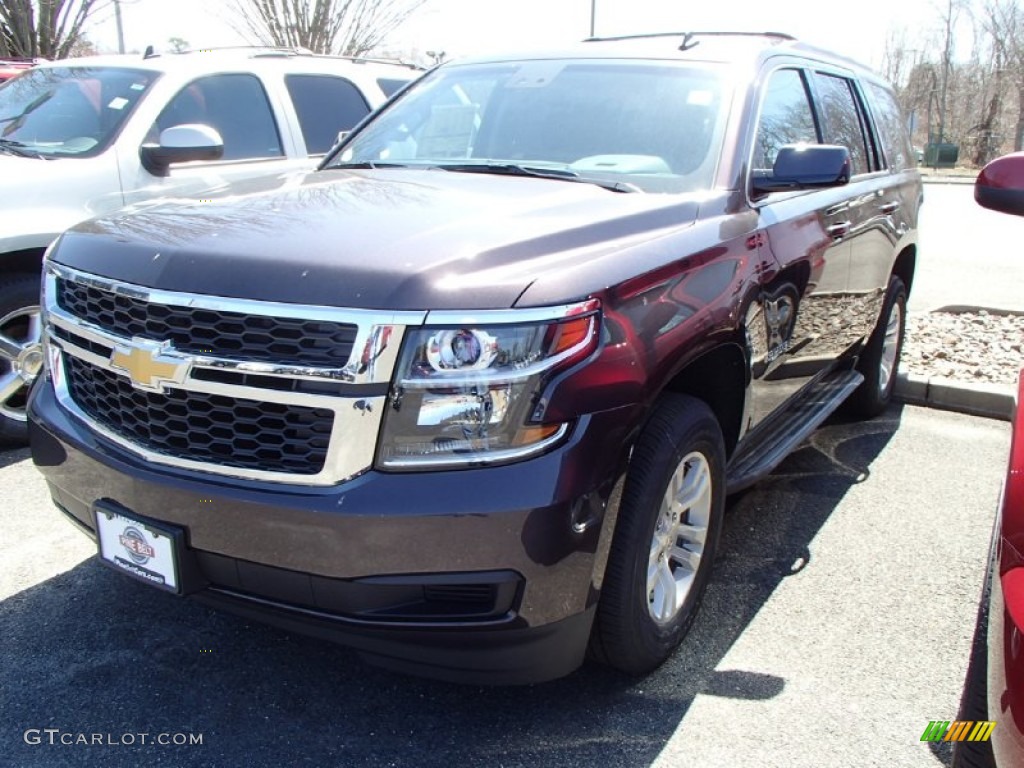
[583,30,796,52]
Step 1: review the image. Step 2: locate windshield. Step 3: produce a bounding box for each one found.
[329,59,729,194]
[0,66,158,157]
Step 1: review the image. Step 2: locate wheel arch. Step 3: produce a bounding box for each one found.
[662,342,747,459]
[0,247,48,277]
[891,245,916,297]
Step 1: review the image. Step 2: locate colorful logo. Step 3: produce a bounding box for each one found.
[920,720,996,743]
[119,526,155,564]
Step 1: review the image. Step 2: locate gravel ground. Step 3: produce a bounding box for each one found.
[903,310,1024,385]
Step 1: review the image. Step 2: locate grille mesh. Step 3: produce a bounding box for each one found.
[64,356,334,475]
[57,279,357,367]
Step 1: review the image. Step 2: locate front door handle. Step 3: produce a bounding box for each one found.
[827,221,852,238]
[879,201,901,214]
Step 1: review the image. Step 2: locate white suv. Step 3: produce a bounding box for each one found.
[0,47,420,442]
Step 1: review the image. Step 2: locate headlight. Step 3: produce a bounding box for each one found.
[377,301,600,469]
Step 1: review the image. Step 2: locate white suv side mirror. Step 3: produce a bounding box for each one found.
[140,124,224,177]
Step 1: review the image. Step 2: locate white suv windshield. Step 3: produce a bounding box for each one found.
[0,67,157,157]
[331,59,729,194]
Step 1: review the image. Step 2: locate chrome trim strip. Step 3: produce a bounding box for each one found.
[424,299,600,327]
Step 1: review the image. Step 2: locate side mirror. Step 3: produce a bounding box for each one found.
[752,144,851,194]
[140,124,224,177]
[975,153,1024,216]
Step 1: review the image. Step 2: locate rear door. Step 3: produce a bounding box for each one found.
[807,69,897,345]
[745,65,857,423]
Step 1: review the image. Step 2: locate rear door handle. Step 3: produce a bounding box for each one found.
[827,221,852,238]
[879,201,901,214]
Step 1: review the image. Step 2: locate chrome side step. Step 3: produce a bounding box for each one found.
[726,370,864,494]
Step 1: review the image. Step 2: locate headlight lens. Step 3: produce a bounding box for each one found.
[377,304,599,468]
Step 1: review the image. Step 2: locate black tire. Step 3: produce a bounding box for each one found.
[0,273,43,447]
[952,573,996,767]
[590,393,726,674]
[846,275,907,419]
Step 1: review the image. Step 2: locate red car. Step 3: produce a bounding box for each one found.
[0,58,35,83]
[954,153,1024,766]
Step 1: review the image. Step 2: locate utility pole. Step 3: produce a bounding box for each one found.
[114,0,126,54]
[590,0,596,37]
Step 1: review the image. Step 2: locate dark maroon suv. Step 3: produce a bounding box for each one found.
[27,32,921,683]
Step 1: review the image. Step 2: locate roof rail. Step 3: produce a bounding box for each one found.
[583,30,796,48]
[159,45,421,69]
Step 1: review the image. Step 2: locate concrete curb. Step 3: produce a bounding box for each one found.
[894,372,1016,421]
[920,174,976,185]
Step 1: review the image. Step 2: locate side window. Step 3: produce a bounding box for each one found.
[812,73,871,176]
[150,74,283,162]
[285,75,371,155]
[754,69,818,170]
[865,81,913,171]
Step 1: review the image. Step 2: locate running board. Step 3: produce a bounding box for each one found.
[726,370,864,494]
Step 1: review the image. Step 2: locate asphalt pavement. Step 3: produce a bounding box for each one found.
[0,404,1010,768]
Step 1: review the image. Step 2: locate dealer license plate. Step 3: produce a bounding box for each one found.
[95,505,181,593]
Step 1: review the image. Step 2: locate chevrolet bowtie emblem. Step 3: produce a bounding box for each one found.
[110,340,190,392]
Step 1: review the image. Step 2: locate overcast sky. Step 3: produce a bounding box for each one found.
[87,0,953,71]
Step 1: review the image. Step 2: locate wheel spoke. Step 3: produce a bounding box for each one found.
[0,371,23,405]
[656,559,677,619]
[672,464,710,515]
[26,312,42,345]
[674,522,707,548]
[0,333,21,362]
[668,544,701,573]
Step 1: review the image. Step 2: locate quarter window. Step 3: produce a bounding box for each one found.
[812,73,871,175]
[150,74,283,162]
[285,75,371,155]
[753,69,818,170]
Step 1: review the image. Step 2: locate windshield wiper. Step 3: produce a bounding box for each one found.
[327,161,418,170]
[0,138,44,159]
[437,162,640,193]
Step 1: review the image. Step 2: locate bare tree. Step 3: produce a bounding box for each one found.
[0,0,108,59]
[227,0,427,57]
[984,0,1024,151]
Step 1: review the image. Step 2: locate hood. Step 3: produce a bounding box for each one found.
[53,168,701,310]
[0,152,123,246]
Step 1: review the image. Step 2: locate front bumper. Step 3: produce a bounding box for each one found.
[28,378,634,684]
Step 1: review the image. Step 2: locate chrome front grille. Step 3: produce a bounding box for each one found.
[43,263,425,486]
[64,356,334,475]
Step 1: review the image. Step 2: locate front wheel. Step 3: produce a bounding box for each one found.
[590,394,726,674]
[0,274,44,447]
[846,275,907,419]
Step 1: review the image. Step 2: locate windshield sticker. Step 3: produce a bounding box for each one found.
[130,83,146,91]
[108,97,129,110]
[506,61,567,89]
